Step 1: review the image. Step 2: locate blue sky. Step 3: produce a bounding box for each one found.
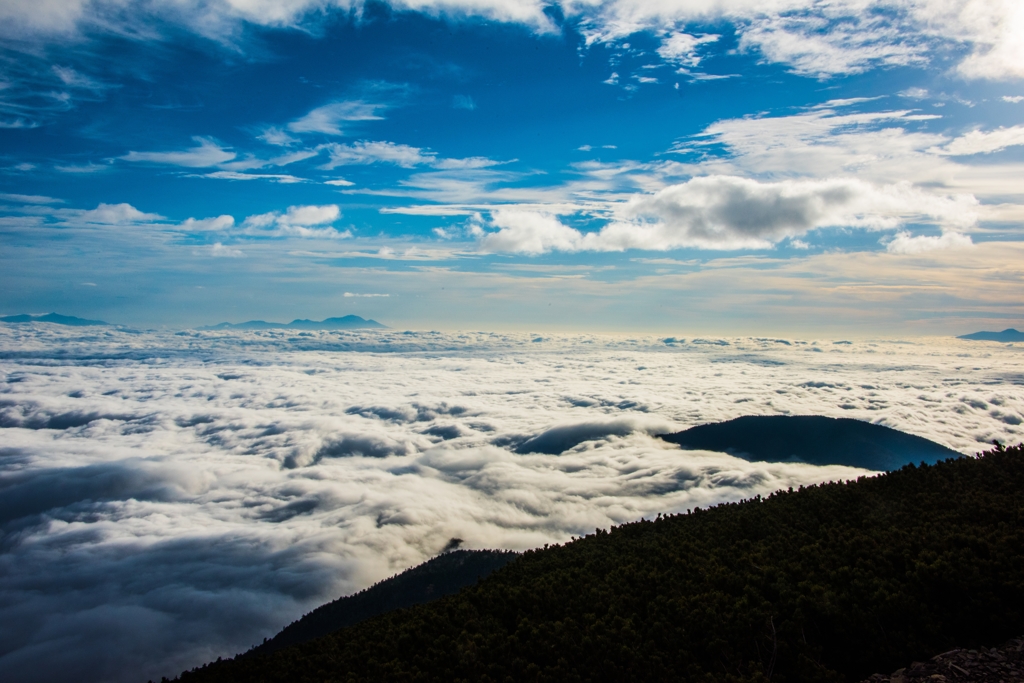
[1,0,1023,333]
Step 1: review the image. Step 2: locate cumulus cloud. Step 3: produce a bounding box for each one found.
[240,204,349,238]
[287,101,386,136]
[478,177,978,253]
[479,209,584,254]
[70,202,164,225]
[0,325,1021,683]
[210,242,244,257]
[953,0,1024,80]
[883,230,973,254]
[122,137,235,168]
[179,215,234,232]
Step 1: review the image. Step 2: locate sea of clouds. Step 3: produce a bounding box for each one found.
[1,324,1022,683]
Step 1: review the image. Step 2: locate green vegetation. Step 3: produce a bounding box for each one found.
[173,444,1024,683]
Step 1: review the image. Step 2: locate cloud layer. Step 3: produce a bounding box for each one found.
[1,325,1022,682]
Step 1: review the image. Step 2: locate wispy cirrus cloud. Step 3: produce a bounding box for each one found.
[935,126,1024,156]
[321,140,435,168]
[287,100,387,136]
[202,170,306,183]
[122,137,235,167]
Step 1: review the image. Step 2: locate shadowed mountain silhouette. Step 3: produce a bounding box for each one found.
[958,328,1024,342]
[0,312,108,326]
[659,415,961,471]
[200,315,386,331]
[245,549,518,658]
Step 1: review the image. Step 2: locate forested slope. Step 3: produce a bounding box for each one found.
[172,444,1024,683]
[247,549,519,656]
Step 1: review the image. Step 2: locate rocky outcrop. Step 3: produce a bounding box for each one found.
[862,637,1024,682]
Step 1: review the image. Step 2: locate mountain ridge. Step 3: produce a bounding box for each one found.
[958,328,1024,342]
[246,549,519,658]
[199,315,386,331]
[0,312,108,326]
[172,443,1024,683]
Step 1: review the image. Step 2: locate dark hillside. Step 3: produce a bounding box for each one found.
[660,415,960,470]
[173,444,1024,683]
[248,549,518,656]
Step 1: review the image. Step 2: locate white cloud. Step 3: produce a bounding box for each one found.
[663,104,1024,203]
[953,0,1024,80]
[281,204,340,226]
[479,209,587,255]
[0,325,1020,683]
[737,14,927,77]
[477,176,978,253]
[241,204,348,238]
[258,126,301,146]
[324,178,355,186]
[1003,96,1024,104]
[321,141,435,168]
[343,291,390,297]
[122,137,235,168]
[0,193,62,204]
[179,215,234,232]
[883,230,974,254]
[656,32,719,68]
[202,171,306,183]
[73,203,164,225]
[937,126,1024,156]
[432,156,507,170]
[899,87,929,99]
[54,163,109,173]
[287,101,386,136]
[210,241,244,257]
[51,65,105,91]
[3,1,1024,81]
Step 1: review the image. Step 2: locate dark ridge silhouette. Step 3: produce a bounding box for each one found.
[246,549,518,657]
[173,444,1024,683]
[0,312,108,326]
[958,328,1024,342]
[659,415,961,471]
[199,315,386,330]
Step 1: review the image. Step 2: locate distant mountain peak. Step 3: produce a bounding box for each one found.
[958,329,1024,342]
[0,312,108,326]
[199,315,386,331]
